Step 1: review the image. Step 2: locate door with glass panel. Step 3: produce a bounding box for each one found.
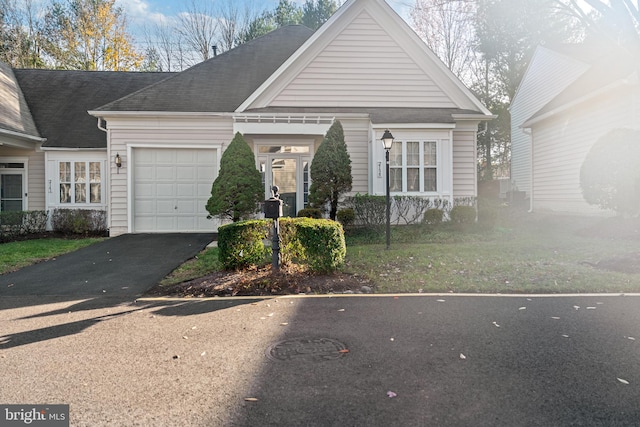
[258,145,310,218]
[0,173,24,212]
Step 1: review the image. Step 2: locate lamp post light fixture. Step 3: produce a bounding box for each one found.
[381,129,394,250]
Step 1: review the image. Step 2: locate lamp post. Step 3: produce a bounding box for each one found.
[381,129,394,250]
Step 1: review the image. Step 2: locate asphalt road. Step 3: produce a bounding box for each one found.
[1,294,639,426]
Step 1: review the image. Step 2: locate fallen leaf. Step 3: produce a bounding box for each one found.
[587,307,596,310]
[519,307,526,311]
[338,349,350,354]
[573,306,580,310]
[617,378,630,385]
[437,299,446,302]
[562,334,570,338]
[338,309,345,312]
[628,337,636,341]
[267,313,274,317]
[492,321,500,328]
[182,336,188,340]
[201,351,206,356]
[459,353,467,360]
[387,391,397,398]
[551,317,561,320]
[280,323,289,326]
[390,338,395,341]
[244,397,259,402]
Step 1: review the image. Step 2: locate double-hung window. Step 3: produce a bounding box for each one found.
[389,140,438,193]
[59,161,102,204]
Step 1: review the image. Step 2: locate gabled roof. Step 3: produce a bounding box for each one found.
[523,44,638,127]
[238,0,491,116]
[0,61,41,141]
[96,25,315,113]
[14,69,174,148]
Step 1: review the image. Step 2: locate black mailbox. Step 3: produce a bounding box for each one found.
[264,198,283,219]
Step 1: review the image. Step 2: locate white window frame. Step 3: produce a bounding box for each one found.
[58,160,104,205]
[389,139,439,194]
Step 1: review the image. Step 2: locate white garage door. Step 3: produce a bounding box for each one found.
[133,148,216,232]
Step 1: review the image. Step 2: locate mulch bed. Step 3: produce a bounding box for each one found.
[146,264,374,298]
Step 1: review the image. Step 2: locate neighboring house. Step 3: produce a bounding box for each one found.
[1,0,492,236]
[511,42,640,215]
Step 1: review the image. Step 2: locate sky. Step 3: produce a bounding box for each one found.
[116,0,414,37]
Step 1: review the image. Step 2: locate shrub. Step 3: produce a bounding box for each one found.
[217,220,270,270]
[309,120,352,220]
[297,208,323,219]
[280,217,346,273]
[0,210,48,242]
[344,194,386,228]
[206,132,263,222]
[422,208,444,225]
[449,205,476,224]
[580,128,640,216]
[51,209,107,235]
[477,198,498,229]
[336,208,355,226]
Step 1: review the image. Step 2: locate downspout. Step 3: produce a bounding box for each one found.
[95,118,112,233]
[523,127,534,213]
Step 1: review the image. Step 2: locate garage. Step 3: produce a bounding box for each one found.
[132,147,217,232]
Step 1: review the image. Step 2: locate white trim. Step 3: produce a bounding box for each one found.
[0,156,29,211]
[522,78,632,127]
[0,128,46,143]
[89,110,230,118]
[41,147,106,151]
[375,123,456,130]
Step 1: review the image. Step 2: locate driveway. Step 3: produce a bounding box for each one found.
[1,294,639,426]
[0,233,214,297]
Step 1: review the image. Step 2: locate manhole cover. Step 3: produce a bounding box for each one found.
[266,338,348,362]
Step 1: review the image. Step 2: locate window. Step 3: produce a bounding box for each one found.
[60,161,101,204]
[388,140,438,193]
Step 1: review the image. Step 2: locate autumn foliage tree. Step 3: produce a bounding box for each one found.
[43,0,142,70]
[309,120,352,220]
[206,132,263,222]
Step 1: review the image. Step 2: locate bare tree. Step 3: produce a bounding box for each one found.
[176,0,219,63]
[217,0,262,52]
[410,0,477,85]
[553,0,640,51]
[143,20,180,71]
[1,0,45,67]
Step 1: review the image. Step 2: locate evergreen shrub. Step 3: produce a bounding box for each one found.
[297,208,323,219]
[280,217,346,273]
[217,220,271,270]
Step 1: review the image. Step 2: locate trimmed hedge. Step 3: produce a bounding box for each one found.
[0,210,48,242]
[422,208,444,225]
[449,205,476,224]
[279,217,346,273]
[51,209,107,235]
[217,220,271,270]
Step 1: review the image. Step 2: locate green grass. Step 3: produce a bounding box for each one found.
[160,211,640,294]
[159,247,222,286]
[344,213,640,294]
[0,238,104,274]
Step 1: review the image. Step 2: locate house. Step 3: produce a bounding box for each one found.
[510,42,640,215]
[1,0,492,236]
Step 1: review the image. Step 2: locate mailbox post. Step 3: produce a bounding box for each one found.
[263,186,283,272]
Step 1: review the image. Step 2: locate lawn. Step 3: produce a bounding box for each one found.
[0,238,104,274]
[160,211,640,294]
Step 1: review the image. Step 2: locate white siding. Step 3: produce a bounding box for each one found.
[510,47,589,196]
[340,117,370,195]
[531,84,636,215]
[1,147,45,211]
[107,116,233,236]
[271,11,455,109]
[452,130,477,198]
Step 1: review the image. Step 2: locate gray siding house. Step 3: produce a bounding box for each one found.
[1,0,492,236]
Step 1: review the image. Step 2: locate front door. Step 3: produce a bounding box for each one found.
[0,173,24,212]
[259,147,310,217]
